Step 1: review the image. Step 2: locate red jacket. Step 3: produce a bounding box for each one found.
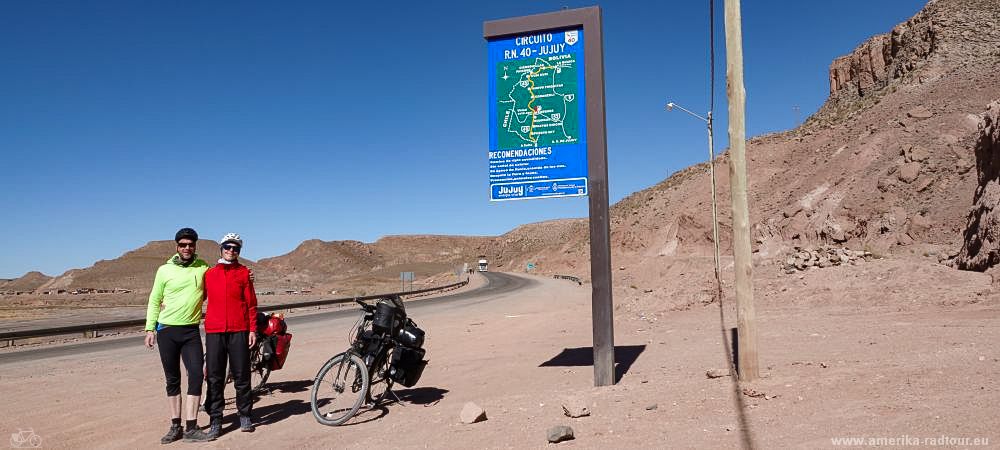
[204,262,258,333]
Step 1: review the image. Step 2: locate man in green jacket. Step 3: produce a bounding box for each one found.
[144,227,214,443]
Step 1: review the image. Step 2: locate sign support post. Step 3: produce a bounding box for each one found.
[485,6,614,386]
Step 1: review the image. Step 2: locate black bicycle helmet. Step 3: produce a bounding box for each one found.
[175,227,199,243]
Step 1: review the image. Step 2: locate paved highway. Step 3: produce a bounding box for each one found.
[0,272,535,365]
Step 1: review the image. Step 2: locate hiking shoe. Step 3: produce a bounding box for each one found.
[182,427,215,442]
[205,418,222,440]
[239,415,255,433]
[160,424,183,444]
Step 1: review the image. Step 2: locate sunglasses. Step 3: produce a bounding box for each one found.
[177,242,196,249]
[222,244,241,252]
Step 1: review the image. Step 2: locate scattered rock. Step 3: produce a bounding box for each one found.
[907,106,933,119]
[782,204,803,218]
[898,162,921,183]
[904,144,930,162]
[782,245,876,273]
[547,425,575,443]
[706,368,730,379]
[938,134,959,145]
[742,388,778,400]
[914,177,934,192]
[908,214,933,236]
[460,402,487,424]
[561,400,590,418]
[645,404,658,411]
[792,360,829,368]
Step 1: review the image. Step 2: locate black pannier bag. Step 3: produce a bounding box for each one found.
[397,320,425,348]
[373,301,401,332]
[389,346,427,387]
[259,335,275,362]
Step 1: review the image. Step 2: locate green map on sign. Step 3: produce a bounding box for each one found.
[496,55,579,150]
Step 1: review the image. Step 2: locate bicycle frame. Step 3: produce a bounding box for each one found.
[349,313,395,387]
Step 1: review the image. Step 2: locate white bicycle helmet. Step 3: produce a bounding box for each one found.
[220,232,243,247]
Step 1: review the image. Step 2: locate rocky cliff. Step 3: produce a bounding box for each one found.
[956,100,1000,270]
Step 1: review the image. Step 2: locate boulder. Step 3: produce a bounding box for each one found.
[547,425,575,443]
[561,399,590,418]
[904,144,930,162]
[706,368,730,378]
[898,162,921,183]
[907,214,933,237]
[907,106,933,119]
[460,402,487,424]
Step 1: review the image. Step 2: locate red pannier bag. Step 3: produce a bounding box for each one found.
[270,333,292,370]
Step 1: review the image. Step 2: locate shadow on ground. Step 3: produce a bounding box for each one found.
[539,345,646,383]
[342,405,389,426]
[263,379,312,394]
[392,386,449,406]
[255,399,313,426]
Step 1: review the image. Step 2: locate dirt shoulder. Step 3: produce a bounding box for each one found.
[1,266,997,448]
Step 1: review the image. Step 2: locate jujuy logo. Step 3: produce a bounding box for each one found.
[498,185,524,196]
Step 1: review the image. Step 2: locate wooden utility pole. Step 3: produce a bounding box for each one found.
[723,0,759,381]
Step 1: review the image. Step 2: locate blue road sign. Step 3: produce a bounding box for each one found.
[487,29,587,201]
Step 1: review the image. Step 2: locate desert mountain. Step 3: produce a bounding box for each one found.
[6,0,998,298]
[254,234,501,289]
[0,271,53,293]
[32,239,245,293]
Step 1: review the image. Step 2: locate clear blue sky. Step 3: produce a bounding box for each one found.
[0,0,926,278]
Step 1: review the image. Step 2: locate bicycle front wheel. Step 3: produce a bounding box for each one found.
[311,352,369,426]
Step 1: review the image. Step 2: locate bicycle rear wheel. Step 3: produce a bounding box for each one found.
[249,345,271,394]
[367,351,394,405]
[311,353,369,426]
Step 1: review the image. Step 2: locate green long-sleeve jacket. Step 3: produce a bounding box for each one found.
[145,254,210,331]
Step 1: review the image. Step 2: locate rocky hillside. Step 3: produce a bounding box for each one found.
[604,0,999,271]
[254,239,380,288]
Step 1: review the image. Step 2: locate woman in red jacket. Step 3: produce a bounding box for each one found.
[203,232,258,437]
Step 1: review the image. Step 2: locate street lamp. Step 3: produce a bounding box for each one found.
[666,101,722,302]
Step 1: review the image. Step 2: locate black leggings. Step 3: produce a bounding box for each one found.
[157,325,204,396]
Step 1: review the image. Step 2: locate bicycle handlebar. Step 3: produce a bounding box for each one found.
[355,298,375,313]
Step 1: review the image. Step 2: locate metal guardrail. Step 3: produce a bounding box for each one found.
[553,274,582,285]
[0,278,468,342]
